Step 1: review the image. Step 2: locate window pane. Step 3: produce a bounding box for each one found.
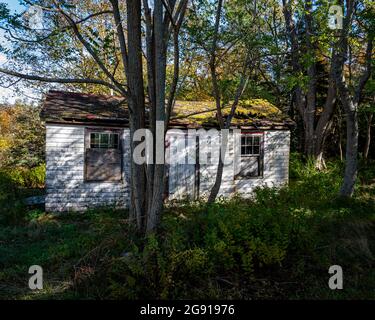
[238,134,262,177]
[90,132,119,149]
[241,136,246,146]
[108,134,113,148]
[247,136,252,146]
[241,134,262,156]
[100,133,109,148]
[253,136,260,146]
[90,133,100,148]
[113,134,119,149]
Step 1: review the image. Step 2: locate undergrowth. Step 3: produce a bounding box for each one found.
[0,156,374,299]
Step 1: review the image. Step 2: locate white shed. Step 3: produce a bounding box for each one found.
[41,91,294,212]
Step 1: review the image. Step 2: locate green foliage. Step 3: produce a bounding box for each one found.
[0,164,45,225]
[0,209,129,299]
[2,164,46,189]
[1,156,375,299]
[0,103,45,168]
[90,157,374,299]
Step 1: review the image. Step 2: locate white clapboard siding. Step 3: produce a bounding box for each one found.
[45,124,130,212]
[234,130,290,197]
[45,123,291,212]
[166,130,196,200]
[165,129,291,199]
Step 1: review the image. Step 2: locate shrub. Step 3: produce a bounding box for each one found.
[22,164,46,188]
[1,155,375,299]
[0,164,45,225]
[0,103,45,168]
[89,157,375,299]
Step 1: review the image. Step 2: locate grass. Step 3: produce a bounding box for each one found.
[0,209,132,299]
[0,156,374,299]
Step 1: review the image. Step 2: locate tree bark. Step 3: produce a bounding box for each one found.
[364,113,373,161]
[313,81,336,168]
[282,0,336,164]
[145,0,169,231]
[142,0,187,231]
[126,0,146,229]
[333,0,373,197]
[341,108,359,196]
[0,0,187,233]
[304,0,317,157]
[206,0,252,203]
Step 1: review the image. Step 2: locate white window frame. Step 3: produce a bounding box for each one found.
[236,132,264,178]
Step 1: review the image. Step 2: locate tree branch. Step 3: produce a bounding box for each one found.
[354,35,373,105]
[165,0,188,129]
[55,3,127,96]
[209,0,224,128]
[0,67,121,92]
[109,0,129,73]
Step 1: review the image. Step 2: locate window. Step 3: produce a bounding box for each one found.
[237,133,263,178]
[85,129,122,182]
[90,132,119,149]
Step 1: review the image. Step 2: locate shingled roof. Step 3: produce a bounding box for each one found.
[40,90,128,125]
[41,90,294,129]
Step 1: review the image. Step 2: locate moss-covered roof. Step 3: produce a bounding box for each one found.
[41,91,293,129]
[171,99,293,128]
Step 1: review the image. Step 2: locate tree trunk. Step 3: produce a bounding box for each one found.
[283,0,337,163]
[207,70,249,203]
[207,131,228,203]
[304,0,317,158]
[141,0,187,231]
[313,81,336,169]
[340,108,358,197]
[126,0,146,230]
[364,113,373,161]
[333,2,372,197]
[143,0,157,223]
[146,0,167,232]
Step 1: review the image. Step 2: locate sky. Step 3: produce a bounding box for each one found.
[0,1,32,104]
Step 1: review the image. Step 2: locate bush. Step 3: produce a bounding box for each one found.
[0,164,45,225]
[84,157,374,299]
[1,155,374,299]
[1,164,46,189]
[0,103,45,168]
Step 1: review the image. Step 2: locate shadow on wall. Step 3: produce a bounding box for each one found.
[45,125,128,212]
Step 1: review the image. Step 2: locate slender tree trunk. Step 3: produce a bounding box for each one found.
[283,0,337,164]
[340,108,358,196]
[313,81,336,169]
[338,107,344,161]
[364,113,373,161]
[143,0,156,220]
[333,1,373,197]
[207,131,227,203]
[146,0,167,232]
[141,0,187,231]
[304,0,317,158]
[336,91,360,198]
[126,0,146,229]
[208,66,249,203]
